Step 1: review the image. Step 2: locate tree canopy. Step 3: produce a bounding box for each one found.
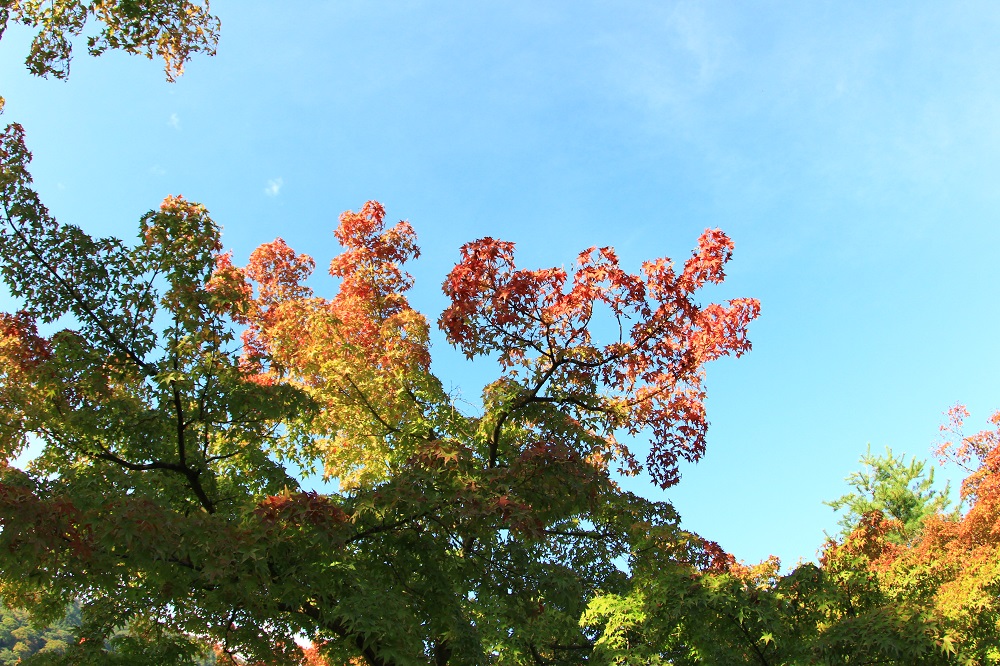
[0,118,763,663]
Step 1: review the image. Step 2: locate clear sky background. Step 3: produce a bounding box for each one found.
[2,1,999,567]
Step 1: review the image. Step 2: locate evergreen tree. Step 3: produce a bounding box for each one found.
[826,445,954,544]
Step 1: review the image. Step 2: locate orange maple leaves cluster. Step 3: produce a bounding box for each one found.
[211,201,430,386]
[828,405,1000,572]
[254,490,350,531]
[203,202,760,490]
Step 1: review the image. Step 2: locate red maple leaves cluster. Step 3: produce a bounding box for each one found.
[0,311,51,372]
[440,228,759,487]
[254,490,350,530]
[216,201,431,387]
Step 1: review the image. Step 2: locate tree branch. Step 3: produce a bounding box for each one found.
[488,361,561,467]
[342,372,399,434]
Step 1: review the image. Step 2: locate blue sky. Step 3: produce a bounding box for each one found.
[2,1,999,567]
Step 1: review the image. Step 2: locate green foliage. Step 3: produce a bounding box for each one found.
[826,445,954,544]
[583,523,954,666]
[0,0,219,114]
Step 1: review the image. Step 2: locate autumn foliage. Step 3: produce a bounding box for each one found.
[584,407,1000,664]
[0,118,772,664]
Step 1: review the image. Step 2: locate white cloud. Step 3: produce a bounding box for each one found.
[168,112,181,129]
[264,177,284,197]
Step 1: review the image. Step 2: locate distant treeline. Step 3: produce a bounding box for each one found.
[0,602,79,665]
[0,602,216,665]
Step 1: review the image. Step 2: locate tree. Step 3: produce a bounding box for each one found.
[0,601,217,665]
[0,117,760,664]
[878,405,1000,661]
[0,0,219,79]
[813,407,1000,661]
[825,445,953,544]
[804,406,1000,663]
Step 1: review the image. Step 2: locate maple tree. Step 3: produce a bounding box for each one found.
[0,116,761,663]
[875,406,1000,661]
[0,0,219,80]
